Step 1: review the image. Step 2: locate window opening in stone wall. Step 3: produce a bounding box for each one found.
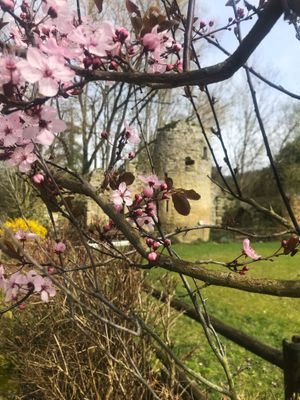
[202,146,208,160]
[185,156,195,167]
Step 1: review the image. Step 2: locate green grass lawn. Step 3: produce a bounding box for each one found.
[147,241,300,399]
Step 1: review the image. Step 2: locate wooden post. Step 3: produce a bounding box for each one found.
[283,336,300,399]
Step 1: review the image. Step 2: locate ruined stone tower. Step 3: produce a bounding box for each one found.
[87,119,213,242]
[151,119,212,242]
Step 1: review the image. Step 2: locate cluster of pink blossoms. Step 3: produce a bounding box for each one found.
[0,228,66,306]
[0,266,56,303]
[0,105,66,172]
[0,0,182,173]
[110,174,171,260]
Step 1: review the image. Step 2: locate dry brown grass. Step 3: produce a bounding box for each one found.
[0,245,201,400]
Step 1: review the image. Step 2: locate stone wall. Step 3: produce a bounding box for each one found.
[151,120,212,242]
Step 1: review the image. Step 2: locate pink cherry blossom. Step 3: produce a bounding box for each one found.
[15,230,38,241]
[139,174,164,188]
[124,122,140,145]
[23,105,66,146]
[27,270,56,302]
[30,274,56,302]
[0,54,21,86]
[243,239,261,260]
[0,112,23,147]
[18,47,74,97]
[68,21,117,58]
[135,215,155,232]
[5,272,27,302]
[111,182,133,207]
[6,143,37,172]
[142,31,161,52]
[54,241,66,253]
[39,37,78,59]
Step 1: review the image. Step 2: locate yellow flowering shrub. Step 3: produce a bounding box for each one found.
[0,218,47,239]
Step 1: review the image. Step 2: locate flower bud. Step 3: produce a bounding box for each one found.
[48,266,55,274]
[54,241,66,254]
[153,241,160,250]
[32,173,45,184]
[143,186,154,198]
[164,239,171,247]
[101,131,109,140]
[148,251,158,262]
[146,238,154,247]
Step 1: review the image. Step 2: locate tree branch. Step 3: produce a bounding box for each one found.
[53,170,300,298]
[72,0,283,88]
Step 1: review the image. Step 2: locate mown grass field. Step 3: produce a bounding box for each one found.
[147,241,300,399]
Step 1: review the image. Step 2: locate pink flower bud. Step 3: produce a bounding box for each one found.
[54,241,66,254]
[48,266,55,274]
[146,238,154,247]
[18,303,26,310]
[164,239,171,247]
[128,151,135,160]
[103,223,111,232]
[109,61,118,71]
[200,21,206,29]
[101,131,109,140]
[153,241,160,250]
[166,64,174,72]
[148,251,158,262]
[83,57,92,68]
[143,186,154,198]
[133,208,143,217]
[147,209,156,218]
[209,20,214,27]
[115,27,129,42]
[92,57,102,68]
[135,194,143,203]
[160,183,168,191]
[172,43,182,52]
[32,173,45,184]
[0,0,14,12]
[175,60,183,73]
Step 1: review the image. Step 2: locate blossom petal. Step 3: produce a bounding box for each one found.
[39,77,58,97]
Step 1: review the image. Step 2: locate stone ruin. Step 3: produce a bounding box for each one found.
[87,119,215,243]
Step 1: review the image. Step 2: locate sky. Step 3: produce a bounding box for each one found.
[195,0,300,93]
[188,1,300,171]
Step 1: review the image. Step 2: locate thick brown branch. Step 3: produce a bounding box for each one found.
[73,0,283,88]
[156,255,300,298]
[53,171,300,298]
[144,284,284,368]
